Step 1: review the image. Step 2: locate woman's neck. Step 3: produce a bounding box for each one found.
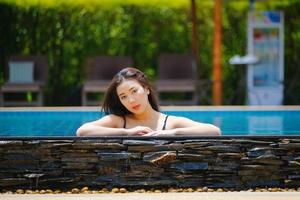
[126,105,162,130]
[129,105,159,121]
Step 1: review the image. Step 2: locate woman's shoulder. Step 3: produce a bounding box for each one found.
[95,114,125,128]
[166,115,187,121]
[101,114,125,122]
[165,114,198,128]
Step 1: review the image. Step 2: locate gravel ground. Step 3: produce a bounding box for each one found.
[1,192,300,200]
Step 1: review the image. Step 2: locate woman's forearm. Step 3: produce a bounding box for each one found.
[76,124,127,136]
[174,124,221,136]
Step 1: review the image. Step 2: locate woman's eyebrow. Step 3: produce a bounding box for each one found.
[118,87,136,96]
[129,86,136,91]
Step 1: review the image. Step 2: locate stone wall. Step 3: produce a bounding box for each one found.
[0,136,300,190]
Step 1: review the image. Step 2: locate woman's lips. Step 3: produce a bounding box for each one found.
[132,104,140,110]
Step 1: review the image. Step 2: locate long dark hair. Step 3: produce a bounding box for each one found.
[102,67,160,115]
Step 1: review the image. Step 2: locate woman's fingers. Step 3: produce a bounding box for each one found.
[128,126,154,136]
[141,132,153,136]
[142,130,175,136]
[142,131,159,136]
[128,126,176,136]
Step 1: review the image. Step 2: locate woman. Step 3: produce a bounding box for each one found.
[76,67,221,136]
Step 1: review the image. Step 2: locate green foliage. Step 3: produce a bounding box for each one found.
[0,0,299,105]
[221,1,248,105]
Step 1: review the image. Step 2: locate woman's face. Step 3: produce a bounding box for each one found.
[116,79,150,114]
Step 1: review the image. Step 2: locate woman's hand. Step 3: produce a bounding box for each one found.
[126,126,154,136]
[142,129,176,136]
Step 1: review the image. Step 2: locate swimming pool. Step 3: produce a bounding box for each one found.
[0,106,300,136]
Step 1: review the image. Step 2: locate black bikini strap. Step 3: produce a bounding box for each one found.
[162,115,169,130]
[123,116,126,129]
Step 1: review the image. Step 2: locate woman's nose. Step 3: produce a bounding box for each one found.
[128,95,135,103]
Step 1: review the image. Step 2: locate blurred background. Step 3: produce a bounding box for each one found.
[0,0,299,106]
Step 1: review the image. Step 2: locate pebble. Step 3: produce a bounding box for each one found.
[71,188,80,194]
[111,188,119,193]
[101,188,109,193]
[81,187,89,192]
[39,190,46,194]
[25,189,33,194]
[16,189,24,194]
[119,188,127,193]
[184,188,194,192]
[168,188,177,192]
[177,188,183,192]
[46,189,53,194]
[54,190,61,194]
[268,188,279,192]
[136,189,146,193]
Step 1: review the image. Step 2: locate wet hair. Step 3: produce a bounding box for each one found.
[102,67,160,115]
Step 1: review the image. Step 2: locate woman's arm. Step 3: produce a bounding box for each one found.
[172,116,221,136]
[143,116,221,136]
[76,115,153,136]
[76,115,125,136]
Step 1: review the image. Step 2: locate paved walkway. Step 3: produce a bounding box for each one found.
[1,192,300,200]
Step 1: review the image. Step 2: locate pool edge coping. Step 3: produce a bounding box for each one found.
[0,105,300,112]
[1,135,300,141]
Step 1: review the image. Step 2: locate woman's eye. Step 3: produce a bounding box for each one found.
[132,89,138,94]
[120,96,127,100]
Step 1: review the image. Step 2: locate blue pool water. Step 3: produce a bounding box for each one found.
[0,110,300,136]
